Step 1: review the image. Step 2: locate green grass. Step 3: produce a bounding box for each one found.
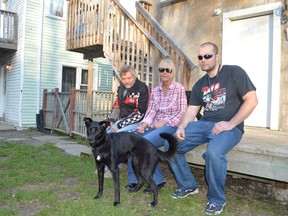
[0,142,285,216]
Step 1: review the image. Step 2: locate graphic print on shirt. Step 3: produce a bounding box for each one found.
[125,92,140,106]
[202,82,226,111]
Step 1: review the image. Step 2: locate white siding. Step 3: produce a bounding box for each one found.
[2,0,25,126]
[1,0,114,127]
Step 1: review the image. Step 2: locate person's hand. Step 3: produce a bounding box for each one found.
[175,126,185,141]
[136,122,148,134]
[151,120,166,129]
[212,121,234,135]
[112,126,119,132]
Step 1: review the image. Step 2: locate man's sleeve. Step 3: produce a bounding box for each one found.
[117,84,149,129]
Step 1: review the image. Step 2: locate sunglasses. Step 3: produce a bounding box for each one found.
[159,68,173,73]
[197,54,214,60]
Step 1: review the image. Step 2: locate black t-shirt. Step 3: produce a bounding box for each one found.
[189,65,256,133]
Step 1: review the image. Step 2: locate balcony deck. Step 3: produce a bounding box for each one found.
[0,9,17,55]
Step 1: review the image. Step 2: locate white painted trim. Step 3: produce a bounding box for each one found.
[58,62,98,91]
[222,2,281,130]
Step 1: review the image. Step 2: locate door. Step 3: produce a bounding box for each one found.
[222,4,281,129]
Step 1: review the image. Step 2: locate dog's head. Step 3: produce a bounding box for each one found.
[83,117,110,148]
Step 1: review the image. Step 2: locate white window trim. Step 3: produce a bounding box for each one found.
[45,0,67,20]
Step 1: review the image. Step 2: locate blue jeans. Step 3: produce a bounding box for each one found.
[107,119,139,133]
[127,126,177,185]
[168,120,242,205]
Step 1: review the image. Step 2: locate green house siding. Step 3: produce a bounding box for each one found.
[95,58,114,91]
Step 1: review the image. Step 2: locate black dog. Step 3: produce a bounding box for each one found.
[83,117,178,207]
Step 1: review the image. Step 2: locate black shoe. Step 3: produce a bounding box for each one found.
[125,183,137,191]
[143,182,166,194]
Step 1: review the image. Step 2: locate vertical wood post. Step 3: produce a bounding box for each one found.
[184,66,191,91]
[69,88,76,137]
[87,59,93,117]
[42,89,47,127]
[52,88,59,131]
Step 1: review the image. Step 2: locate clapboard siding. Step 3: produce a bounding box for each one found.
[2,0,24,124]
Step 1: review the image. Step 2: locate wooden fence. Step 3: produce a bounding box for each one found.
[42,88,114,137]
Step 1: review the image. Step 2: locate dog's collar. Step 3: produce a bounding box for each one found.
[92,133,109,152]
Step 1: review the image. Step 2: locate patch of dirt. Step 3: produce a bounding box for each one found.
[58,191,81,201]
[16,202,50,216]
[161,163,273,201]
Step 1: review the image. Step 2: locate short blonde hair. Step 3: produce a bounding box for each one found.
[119,65,137,78]
[200,42,219,54]
[159,58,175,73]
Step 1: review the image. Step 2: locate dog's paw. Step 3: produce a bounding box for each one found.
[113,201,120,206]
[149,201,157,207]
[94,194,102,199]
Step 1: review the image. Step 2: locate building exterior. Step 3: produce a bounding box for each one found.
[149,0,288,131]
[0,0,113,128]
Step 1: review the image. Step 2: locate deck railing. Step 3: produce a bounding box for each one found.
[0,9,17,50]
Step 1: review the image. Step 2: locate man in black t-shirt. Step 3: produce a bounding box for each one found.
[168,42,258,215]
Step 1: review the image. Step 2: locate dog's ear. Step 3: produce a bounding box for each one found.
[99,120,111,129]
[83,117,93,127]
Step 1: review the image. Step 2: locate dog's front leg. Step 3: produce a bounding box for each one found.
[94,162,105,199]
[111,168,120,206]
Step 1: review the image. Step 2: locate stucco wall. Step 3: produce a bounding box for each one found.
[148,0,288,131]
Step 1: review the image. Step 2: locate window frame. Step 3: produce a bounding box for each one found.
[45,0,67,20]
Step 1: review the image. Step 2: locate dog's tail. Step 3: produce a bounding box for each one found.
[156,133,178,162]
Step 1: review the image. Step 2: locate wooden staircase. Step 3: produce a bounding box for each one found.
[66,0,195,89]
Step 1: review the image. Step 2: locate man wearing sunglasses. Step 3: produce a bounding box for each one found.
[168,42,258,215]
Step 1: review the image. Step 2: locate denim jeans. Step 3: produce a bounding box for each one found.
[168,120,242,205]
[106,119,139,133]
[127,126,177,185]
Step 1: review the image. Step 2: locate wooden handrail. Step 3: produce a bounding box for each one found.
[109,0,168,57]
[136,1,195,71]
[136,1,196,89]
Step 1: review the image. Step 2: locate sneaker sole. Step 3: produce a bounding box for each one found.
[171,188,199,199]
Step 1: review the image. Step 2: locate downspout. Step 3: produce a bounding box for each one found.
[36,0,51,133]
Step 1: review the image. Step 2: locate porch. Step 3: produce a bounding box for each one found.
[186,126,288,183]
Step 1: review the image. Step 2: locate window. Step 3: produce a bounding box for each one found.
[48,0,66,18]
[62,66,76,92]
[80,69,88,90]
